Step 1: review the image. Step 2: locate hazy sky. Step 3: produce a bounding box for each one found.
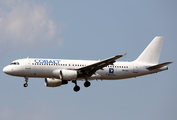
[0,0,177,120]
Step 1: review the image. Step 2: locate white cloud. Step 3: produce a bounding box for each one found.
[0,101,58,120]
[0,107,14,120]
[0,0,65,56]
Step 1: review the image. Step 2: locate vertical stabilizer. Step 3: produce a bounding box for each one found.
[135,36,164,64]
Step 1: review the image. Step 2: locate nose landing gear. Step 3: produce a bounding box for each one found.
[23,77,28,87]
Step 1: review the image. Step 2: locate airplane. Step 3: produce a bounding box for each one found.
[3,36,172,92]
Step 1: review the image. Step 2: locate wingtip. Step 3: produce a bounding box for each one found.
[123,53,127,57]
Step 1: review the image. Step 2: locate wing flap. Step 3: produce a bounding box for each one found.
[147,62,172,70]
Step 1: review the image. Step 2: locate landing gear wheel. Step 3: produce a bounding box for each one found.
[24,83,28,87]
[73,86,80,92]
[84,81,91,87]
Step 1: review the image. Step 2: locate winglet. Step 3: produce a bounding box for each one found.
[123,53,127,58]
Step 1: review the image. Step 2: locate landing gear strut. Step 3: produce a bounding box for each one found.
[84,76,91,87]
[72,80,80,92]
[24,77,28,87]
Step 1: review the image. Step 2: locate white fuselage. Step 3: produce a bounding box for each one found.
[3,58,168,81]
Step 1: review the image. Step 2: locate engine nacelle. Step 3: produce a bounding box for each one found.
[59,70,77,80]
[45,78,68,87]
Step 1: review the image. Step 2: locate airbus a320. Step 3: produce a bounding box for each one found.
[3,36,172,92]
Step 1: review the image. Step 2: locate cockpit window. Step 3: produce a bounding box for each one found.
[10,62,20,65]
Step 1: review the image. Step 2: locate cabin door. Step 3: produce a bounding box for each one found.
[133,63,138,73]
[25,59,31,69]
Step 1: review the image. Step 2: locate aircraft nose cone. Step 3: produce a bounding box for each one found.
[3,66,19,76]
[3,66,9,74]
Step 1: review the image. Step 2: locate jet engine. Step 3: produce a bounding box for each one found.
[59,70,77,80]
[45,78,68,87]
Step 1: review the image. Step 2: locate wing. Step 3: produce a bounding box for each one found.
[77,54,125,78]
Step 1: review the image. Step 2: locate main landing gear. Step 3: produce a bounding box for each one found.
[72,80,80,92]
[84,81,91,87]
[23,77,28,87]
[72,80,91,92]
[84,76,91,87]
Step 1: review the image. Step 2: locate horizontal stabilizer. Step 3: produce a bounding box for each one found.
[147,62,172,70]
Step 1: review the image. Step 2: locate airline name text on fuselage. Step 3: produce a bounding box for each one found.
[34,59,60,64]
